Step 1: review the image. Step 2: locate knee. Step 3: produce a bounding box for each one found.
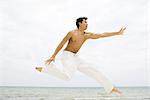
[64,75,72,81]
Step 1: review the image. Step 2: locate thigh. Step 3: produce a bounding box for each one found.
[77,58,97,71]
[61,53,78,78]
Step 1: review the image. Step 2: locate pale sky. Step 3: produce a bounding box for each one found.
[0,0,149,87]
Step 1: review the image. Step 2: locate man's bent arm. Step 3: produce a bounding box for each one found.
[51,32,72,58]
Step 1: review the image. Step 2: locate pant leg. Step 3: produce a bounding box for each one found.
[41,51,77,81]
[77,60,114,94]
[60,51,78,80]
[41,62,71,81]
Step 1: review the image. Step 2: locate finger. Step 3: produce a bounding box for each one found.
[45,61,48,65]
[123,27,126,30]
[120,28,123,32]
[45,62,49,65]
[121,27,126,31]
[119,28,122,31]
[45,62,47,65]
[45,60,48,64]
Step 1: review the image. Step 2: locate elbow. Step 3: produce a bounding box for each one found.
[93,35,102,39]
[91,37,100,39]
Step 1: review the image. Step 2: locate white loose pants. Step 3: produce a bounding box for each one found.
[41,50,114,93]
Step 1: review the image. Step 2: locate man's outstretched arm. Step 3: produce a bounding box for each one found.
[85,27,126,39]
[45,32,72,65]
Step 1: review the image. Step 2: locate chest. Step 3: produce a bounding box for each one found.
[71,34,85,42]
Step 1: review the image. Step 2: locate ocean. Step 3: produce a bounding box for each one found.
[0,87,149,100]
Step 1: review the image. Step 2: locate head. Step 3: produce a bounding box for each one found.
[76,17,88,30]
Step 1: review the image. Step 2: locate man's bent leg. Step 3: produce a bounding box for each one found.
[35,63,71,81]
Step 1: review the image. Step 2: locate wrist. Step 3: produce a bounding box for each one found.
[52,55,56,58]
[116,31,120,35]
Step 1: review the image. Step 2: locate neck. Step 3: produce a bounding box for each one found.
[78,27,84,33]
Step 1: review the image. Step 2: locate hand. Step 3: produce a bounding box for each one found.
[118,27,126,35]
[45,56,55,65]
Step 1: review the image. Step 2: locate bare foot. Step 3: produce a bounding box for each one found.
[35,67,43,72]
[110,87,122,95]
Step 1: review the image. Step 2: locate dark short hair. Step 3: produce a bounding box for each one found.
[76,17,88,29]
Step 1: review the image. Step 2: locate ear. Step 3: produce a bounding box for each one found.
[79,22,82,26]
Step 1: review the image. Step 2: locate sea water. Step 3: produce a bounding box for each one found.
[0,87,149,100]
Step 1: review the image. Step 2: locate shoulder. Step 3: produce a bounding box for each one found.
[65,30,76,39]
[68,30,76,35]
[67,29,79,37]
[84,31,94,39]
[66,30,73,36]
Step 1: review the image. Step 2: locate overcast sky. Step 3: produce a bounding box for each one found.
[0,0,149,87]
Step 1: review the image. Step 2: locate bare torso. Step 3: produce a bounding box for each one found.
[64,30,87,53]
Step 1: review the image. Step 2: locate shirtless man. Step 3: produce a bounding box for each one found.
[36,17,126,95]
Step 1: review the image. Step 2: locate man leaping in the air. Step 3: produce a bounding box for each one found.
[36,17,126,94]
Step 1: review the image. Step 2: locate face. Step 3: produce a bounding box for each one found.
[79,19,88,30]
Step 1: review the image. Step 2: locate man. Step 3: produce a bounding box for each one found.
[36,17,126,94]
